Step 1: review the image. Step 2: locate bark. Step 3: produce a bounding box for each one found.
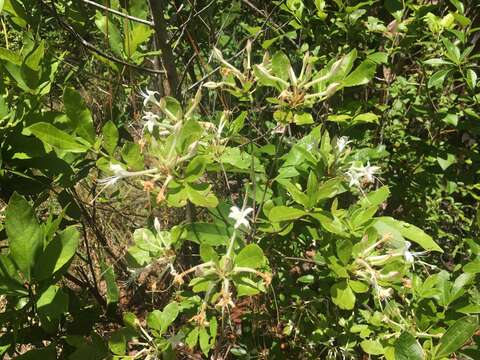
[148,0,180,98]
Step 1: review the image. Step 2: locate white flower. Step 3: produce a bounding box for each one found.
[403,241,414,263]
[203,81,222,89]
[229,205,254,229]
[169,263,178,276]
[402,241,433,269]
[336,136,351,153]
[98,163,129,186]
[346,162,381,188]
[140,88,159,107]
[142,112,160,133]
[217,118,227,138]
[154,217,162,234]
[361,162,380,183]
[347,164,364,187]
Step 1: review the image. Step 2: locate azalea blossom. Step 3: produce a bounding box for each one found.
[336,136,351,153]
[140,88,160,107]
[346,164,364,187]
[362,161,380,183]
[229,205,254,229]
[97,163,130,187]
[168,263,178,277]
[97,163,159,188]
[403,241,414,264]
[154,217,162,234]
[217,117,226,138]
[346,162,380,188]
[203,81,222,89]
[142,111,160,133]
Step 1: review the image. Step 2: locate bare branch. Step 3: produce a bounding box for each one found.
[81,0,154,27]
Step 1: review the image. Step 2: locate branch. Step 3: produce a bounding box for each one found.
[81,0,154,27]
[42,0,165,74]
[148,0,180,97]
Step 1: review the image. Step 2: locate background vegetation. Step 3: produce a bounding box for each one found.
[0,0,479,358]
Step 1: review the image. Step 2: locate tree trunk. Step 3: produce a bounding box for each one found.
[148,0,179,98]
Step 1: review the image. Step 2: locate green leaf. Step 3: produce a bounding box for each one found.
[199,327,211,356]
[235,244,264,269]
[351,206,378,228]
[331,49,358,81]
[64,88,95,144]
[268,206,307,222]
[310,212,346,235]
[435,316,479,359]
[15,346,57,360]
[361,339,384,355]
[343,59,376,87]
[102,120,119,155]
[28,122,90,153]
[180,222,231,246]
[121,142,144,171]
[437,153,456,170]
[126,24,153,56]
[184,156,207,181]
[293,112,314,125]
[200,244,218,263]
[147,302,179,335]
[5,192,43,281]
[0,47,22,65]
[220,147,265,173]
[374,217,443,252]
[297,274,314,284]
[277,179,309,207]
[442,113,458,126]
[271,51,291,80]
[235,276,264,296]
[21,40,45,88]
[159,302,179,333]
[395,332,424,360]
[330,280,356,310]
[466,69,477,90]
[160,96,183,121]
[336,238,353,264]
[0,255,27,295]
[428,69,451,88]
[101,264,119,304]
[352,112,379,124]
[442,38,461,64]
[37,285,69,321]
[34,226,80,281]
[186,183,219,208]
[315,178,342,202]
[69,333,109,360]
[186,327,199,349]
[176,118,202,154]
[95,12,123,57]
[464,260,480,274]
[108,329,129,355]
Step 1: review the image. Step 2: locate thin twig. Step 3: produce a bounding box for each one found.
[81,0,154,26]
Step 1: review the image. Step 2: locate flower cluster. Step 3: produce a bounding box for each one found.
[346,161,380,188]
